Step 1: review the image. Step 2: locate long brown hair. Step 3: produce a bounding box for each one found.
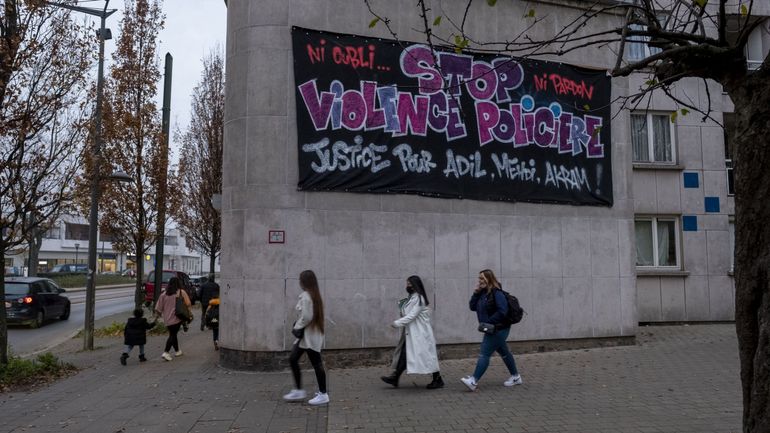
[480,269,501,292]
[300,270,324,333]
[166,277,180,296]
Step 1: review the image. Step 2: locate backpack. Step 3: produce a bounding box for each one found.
[205,304,219,328]
[490,288,525,325]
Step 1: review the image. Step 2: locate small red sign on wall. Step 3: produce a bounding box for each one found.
[268,230,285,244]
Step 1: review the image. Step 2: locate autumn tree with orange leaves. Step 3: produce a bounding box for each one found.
[0,0,92,364]
[171,49,224,279]
[93,0,165,308]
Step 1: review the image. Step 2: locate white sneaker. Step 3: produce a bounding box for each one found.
[283,389,307,401]
[174,351,183,357]
[504,374,523,387]
[161,352,173,361]
[460,375,477,391]
[308,392,329,405]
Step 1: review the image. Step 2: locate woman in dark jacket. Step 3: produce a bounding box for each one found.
[460,269,522,391]
[121,309,156,365]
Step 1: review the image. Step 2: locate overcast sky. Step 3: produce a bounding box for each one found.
[81,0,228,164]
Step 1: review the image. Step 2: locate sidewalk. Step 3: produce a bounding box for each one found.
[0,320,741,433]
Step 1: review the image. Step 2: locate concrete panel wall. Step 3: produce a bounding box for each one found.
[631,76,734,322]
[223,0,637,354]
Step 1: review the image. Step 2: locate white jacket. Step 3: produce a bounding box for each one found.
[293,291,324,352]
[391,292,440,374]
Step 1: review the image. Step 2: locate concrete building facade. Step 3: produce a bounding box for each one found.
[221,0,766,369]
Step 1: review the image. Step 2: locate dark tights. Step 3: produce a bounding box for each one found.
[165,323,181,352]
[289,343,327,393]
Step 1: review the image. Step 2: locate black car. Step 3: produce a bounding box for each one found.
[4,277,71,328]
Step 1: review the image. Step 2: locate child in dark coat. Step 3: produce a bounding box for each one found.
[121,309,157,365]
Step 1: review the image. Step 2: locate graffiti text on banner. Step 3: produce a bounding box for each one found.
[292,27,613,206]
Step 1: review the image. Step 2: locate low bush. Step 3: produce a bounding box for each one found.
[0,353,77,392]
[76,320,168,338]
[48,274,135,288]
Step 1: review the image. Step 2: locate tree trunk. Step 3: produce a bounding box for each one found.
[27,228,42,277]
[731,86,770,433]
[134,242,144,310]
[0,247,8,365]
[209,245,216,282]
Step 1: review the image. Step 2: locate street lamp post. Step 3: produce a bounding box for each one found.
[45,0,117,350]
[74,243,80,263]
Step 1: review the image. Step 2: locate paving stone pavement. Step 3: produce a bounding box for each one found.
[0,317,742,433]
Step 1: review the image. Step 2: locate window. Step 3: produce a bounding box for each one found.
[626,23,664,60]
[724,114,735,195]
[631,112,676,163]
[44,225,61,239]
[635,217,679,268]
[165,236,178,246]
[745,25,766,71]
[65,223,89,241]
[729,217,735,273]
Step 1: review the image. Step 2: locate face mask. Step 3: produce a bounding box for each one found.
[405,286,415,294]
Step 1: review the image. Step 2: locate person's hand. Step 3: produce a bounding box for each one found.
[390,322,398,328]
[474,282,483,294]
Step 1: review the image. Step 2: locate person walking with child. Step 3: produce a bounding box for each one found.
[121,308,156,365]
[460,269,522,391]
[381,275,444,389]
[154,276,192,361]
[205,295,220,350]
[283,270,329,405]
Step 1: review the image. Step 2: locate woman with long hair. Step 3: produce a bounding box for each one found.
[381,275,443,389]
[283,270,329,405]
[460,269,522,391]
[154,277,191,361]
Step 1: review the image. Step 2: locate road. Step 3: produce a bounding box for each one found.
[7,286,136,357]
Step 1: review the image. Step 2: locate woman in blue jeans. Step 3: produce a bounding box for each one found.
[461,269,522,391]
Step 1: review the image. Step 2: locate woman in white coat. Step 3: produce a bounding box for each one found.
[381,275,444,389]
[283,270,329,405]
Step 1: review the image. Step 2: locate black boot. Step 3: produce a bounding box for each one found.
[380,373,400,387]
[138,354,147,362]
[426,372,444,389]
[120,353,128,366]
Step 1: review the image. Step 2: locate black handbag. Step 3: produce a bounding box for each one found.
[478,322,496,335]
[291,321,305,339]
[175,295,192,322]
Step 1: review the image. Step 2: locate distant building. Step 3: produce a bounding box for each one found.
[4,214,219,277]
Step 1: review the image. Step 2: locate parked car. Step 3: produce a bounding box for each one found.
[188,274,208,298]
[121,268,136,278]
[4,277,71,328]
[143,270,196,305]
[50,263,88,273]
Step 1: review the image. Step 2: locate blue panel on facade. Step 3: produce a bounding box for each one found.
[683,172,699,188]
[682,215,698,231]
[705,197,720,213]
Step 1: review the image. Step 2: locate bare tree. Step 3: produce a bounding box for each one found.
[0,1,91,364]
[93,0,165,308]
[367,0,769,430]
[171,49,224,279]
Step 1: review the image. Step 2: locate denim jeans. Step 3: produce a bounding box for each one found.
[472,326,518,381]
[124,344,145,355]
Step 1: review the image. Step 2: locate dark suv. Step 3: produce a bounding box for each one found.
[50,264,88,273]
[4,277,71,328]
[143,270,196,305]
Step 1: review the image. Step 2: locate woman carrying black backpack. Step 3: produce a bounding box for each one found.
[460,269,523,391]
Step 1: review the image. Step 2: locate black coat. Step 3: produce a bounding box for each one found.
[199,281,220,304]
[124,317,156,346]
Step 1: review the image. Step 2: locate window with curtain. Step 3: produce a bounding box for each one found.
[745,26,765,71]
[625,16,667,61]
[631,112,675,163]
[635,217,679,268]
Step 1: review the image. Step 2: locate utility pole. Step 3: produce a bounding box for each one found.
[153,53,172,305]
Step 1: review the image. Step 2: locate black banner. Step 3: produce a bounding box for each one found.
[292,27,613,206]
